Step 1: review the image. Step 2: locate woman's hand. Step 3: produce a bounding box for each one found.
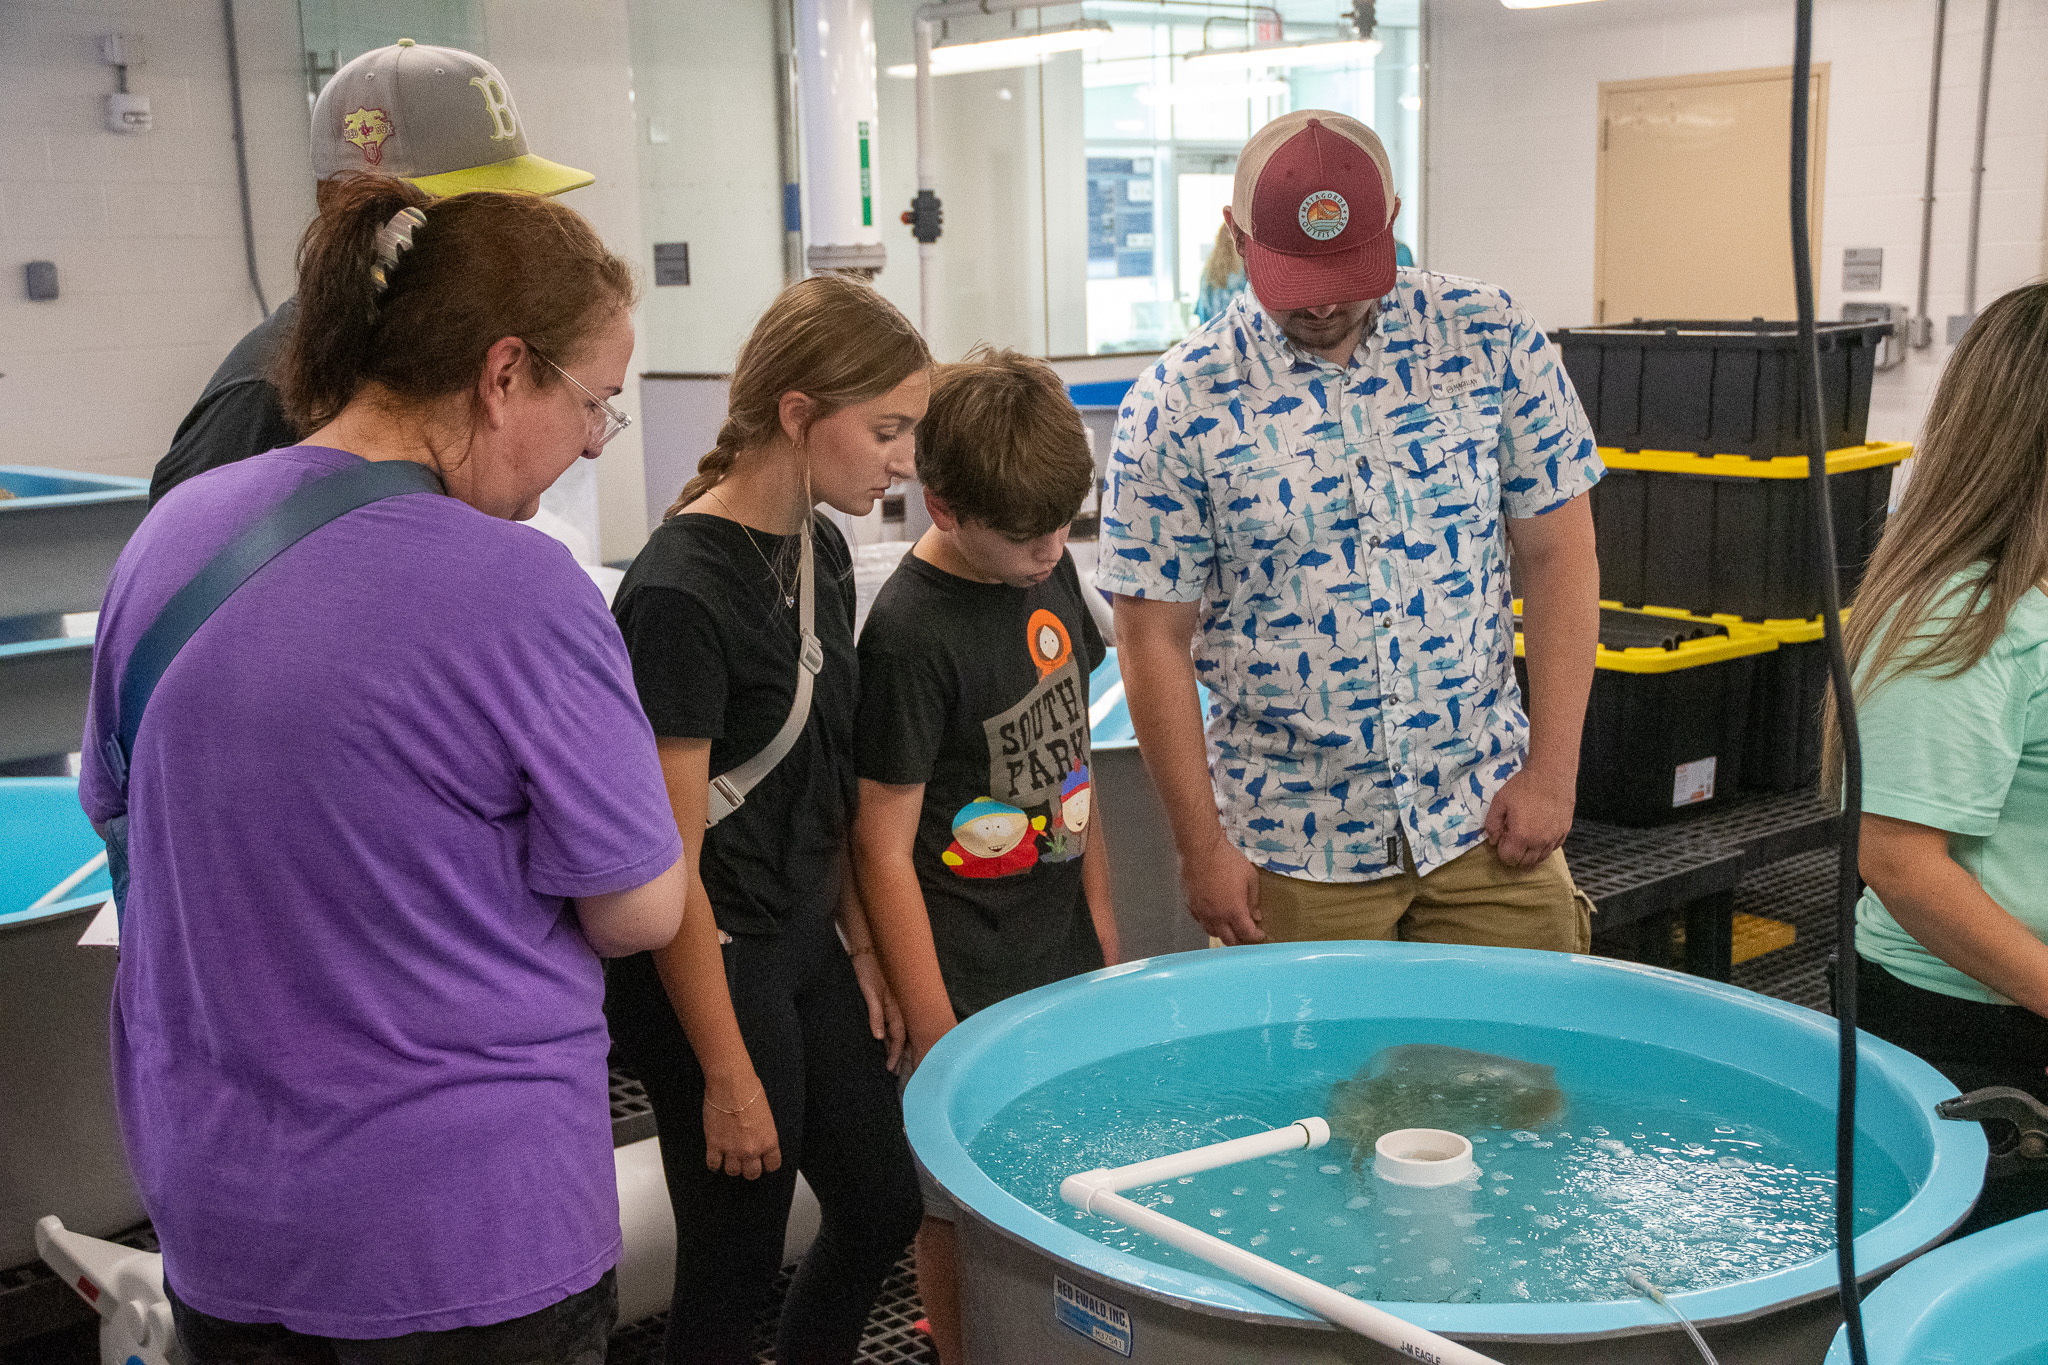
[851,949,907,1072]
[703,1072,781,1180]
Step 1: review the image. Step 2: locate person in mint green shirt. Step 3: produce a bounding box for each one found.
[1831,280,2048,1231]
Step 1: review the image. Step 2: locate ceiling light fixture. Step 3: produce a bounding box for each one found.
[885,17,1111,78]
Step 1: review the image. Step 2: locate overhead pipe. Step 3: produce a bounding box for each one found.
[1910,0,1946,349]
[774,0,805,283]
[1961,0,2000,320]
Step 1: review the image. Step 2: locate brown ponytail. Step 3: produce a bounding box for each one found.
[667,274,930,518]
[276,174,637,436]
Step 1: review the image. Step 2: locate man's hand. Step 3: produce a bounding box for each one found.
[1181,834,1265,944]
[1484,766,1576,870]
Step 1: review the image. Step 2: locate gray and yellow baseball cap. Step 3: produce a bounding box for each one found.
[311,39,593,197]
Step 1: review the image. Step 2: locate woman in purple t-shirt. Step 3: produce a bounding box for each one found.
[81,176,687,1361]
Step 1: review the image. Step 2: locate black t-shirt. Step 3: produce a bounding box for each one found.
[855,549,1108,1018]
[150,301,300,507]
[612,512,858,937]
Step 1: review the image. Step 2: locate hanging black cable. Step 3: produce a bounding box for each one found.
[1791,1,1868,1360]
[221,0,270,320]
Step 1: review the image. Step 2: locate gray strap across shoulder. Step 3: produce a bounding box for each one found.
[706,520,822,827]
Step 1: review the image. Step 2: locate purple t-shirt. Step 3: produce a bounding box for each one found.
[79,446,683,1337]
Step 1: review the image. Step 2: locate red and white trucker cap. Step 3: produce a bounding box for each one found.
[1231,110,1399,311]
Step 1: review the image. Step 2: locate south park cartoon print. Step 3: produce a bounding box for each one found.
[945,607,1094,879]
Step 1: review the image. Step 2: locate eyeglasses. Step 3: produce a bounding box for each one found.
[531,346,633,450]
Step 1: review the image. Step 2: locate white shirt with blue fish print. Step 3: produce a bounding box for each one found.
[1098,269,1602,882]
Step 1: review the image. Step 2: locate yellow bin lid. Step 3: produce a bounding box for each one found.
[1514,601,1779,674]
[1596,440,1913,480]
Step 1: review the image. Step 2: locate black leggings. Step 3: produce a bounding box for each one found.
[1851,954,2048,1234]
[607,912,922,1365]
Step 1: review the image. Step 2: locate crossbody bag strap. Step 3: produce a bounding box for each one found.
[707,518,823,827]
[101,458,444,787]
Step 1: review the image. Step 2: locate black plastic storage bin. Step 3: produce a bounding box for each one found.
[1739,615,1839,793]
[1550,319,1892,459]
[1591,442,1908,621]
[1515,606,1778,826]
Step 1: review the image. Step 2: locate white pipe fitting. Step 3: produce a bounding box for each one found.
[1372,1128,1477,1187]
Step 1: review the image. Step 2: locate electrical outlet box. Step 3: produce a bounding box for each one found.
[24,261,58,301]
[104,93,152,134]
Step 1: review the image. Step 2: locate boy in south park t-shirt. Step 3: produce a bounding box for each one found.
[851,347,1119,1365]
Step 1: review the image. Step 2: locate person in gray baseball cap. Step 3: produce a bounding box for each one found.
[148,40,593,505]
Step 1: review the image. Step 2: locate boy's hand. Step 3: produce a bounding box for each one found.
[1182,833,1265,945]
[850,948,906,1071]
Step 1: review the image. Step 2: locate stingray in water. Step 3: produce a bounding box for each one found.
[1327,1044,1564,1167]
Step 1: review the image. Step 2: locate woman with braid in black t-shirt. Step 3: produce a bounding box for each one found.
[606,276,929,1364]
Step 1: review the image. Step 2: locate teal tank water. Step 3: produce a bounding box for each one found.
[971,1017,1913,1306]
[906,943,1985,1363]
[1824,1208,2048,1364]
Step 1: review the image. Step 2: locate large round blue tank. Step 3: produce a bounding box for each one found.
[906,942,1984,1364]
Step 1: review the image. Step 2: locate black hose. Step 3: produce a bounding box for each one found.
[221,0,270,320]
[1790,2,1868,1360]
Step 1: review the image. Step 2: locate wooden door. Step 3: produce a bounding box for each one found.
[1596,66,1828,323]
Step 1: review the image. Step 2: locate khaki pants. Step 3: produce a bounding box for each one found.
[1254,841,1593,953]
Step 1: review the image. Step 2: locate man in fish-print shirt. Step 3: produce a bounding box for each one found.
[1099,110,1602,951]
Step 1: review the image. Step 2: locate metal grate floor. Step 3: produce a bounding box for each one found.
[1728,848,1842,1013]
[606,1250,932,1365]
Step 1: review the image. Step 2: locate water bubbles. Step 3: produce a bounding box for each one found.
[1326,1215,1348,1227]
[1429,1257,1453,1275]
[1178,1175,1195,1184]
[1320,1164,1342,1175]
[1589,1126,1610,1137]
[1269,1188,1287,1198]
[1249,1233,1269,1246]
[1209,1208,1227,1219]
[1347,1195,1370,1210]
[1232,1187,1248,1197]
[1594,1139,1628,1154]
[1510,1130,1540,1142]
[1307,1253,1325,1264]
[1348,1264,1373,1275]
[1269,1203,1284,1212]
[1385,1206,1413,1218]
[1158,1194,1174,1203]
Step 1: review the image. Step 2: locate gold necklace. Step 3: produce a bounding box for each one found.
[704,485,797,609]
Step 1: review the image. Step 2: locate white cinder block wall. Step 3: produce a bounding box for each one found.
[0,0,312,482]
[0,0,654,563]
[1425,0,2048,449]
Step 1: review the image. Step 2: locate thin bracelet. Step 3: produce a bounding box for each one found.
[707,1087,764,1117]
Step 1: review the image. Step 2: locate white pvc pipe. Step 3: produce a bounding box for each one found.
[1068,1116,1329,1195]
[29,849,107,912]
[1060,1119,1507,1365]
